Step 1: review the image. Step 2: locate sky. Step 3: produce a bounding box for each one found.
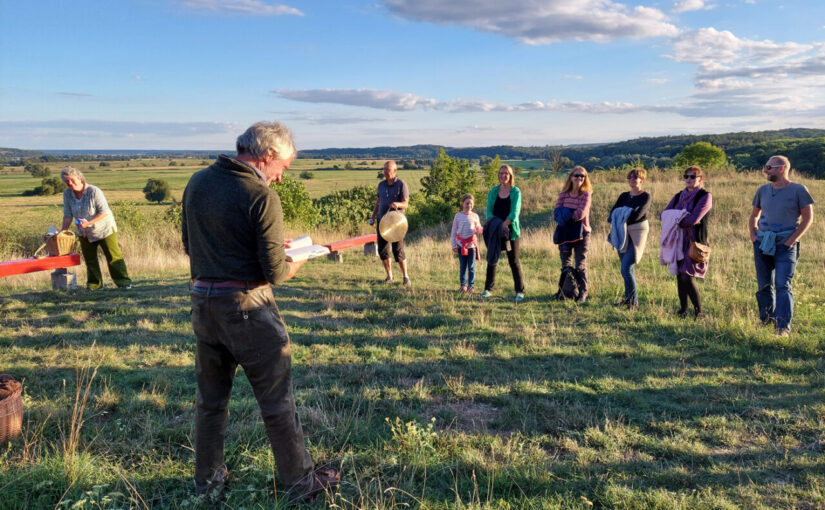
[1,0,824,150]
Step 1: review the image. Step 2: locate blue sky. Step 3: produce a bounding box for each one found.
[1,0,824,150]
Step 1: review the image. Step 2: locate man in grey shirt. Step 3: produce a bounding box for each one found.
[748,155,814,336]
[369,160,410,285]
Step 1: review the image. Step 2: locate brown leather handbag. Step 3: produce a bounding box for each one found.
[688,241,710,263]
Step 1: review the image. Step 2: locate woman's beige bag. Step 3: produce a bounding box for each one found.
[688,241,710,263]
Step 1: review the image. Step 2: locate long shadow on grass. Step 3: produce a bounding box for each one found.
[5,276,825,505]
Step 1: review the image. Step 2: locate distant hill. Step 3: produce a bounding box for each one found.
[4,128,824,176]
[299,129,825,176]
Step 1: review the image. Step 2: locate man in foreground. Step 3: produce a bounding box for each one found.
[748,155,814,337]
[369,160,411,285]
[182,121,340,502]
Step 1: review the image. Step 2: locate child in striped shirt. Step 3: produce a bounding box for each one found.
[450,194,484,292]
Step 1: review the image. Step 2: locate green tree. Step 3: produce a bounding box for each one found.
[25,163,50,178]
[481,155,502,188]
[143,178,173,203]
[673,142,727,169]
[421,148,479,209]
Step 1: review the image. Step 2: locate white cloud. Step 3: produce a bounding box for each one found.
[280,112,388,125]
[275,89,439,111]
[669,28,812,67]
[665,29,825,117]
[178,0,303,16]
[673,0,713,13]
[382,0,678,44]
[646,78,669,84]
[275,87,676,115]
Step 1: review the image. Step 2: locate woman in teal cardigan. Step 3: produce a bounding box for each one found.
[482,165,525,302]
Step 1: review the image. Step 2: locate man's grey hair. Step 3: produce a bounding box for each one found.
[236,122,296,160]
[770,155,791,174]
[60,166,86,184]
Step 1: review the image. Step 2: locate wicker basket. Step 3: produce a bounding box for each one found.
[0,375,23,443]
[34,230,77,258]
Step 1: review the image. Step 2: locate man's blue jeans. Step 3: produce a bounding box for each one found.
[754,241,799,330]
[619,243,637,305]
[459,248,476,288]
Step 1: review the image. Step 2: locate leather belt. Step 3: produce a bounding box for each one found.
[192,279,269,289]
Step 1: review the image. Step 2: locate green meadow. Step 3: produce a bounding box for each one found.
[1,164,824,509]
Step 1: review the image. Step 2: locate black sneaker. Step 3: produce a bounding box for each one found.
[194,465,228,502]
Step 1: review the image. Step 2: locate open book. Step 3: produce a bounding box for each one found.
[284,236,330,262]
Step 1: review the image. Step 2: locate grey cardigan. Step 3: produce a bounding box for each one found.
[62,184,117,242]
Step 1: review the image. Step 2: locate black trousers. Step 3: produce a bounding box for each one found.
[559,233,590,295]
[484,237,525,293]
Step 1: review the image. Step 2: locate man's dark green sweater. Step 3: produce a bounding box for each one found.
[182,155,290,285]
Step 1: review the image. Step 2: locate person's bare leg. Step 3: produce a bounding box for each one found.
[382,259,393,281]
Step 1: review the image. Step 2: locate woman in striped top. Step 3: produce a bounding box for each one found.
[556,166,592,303]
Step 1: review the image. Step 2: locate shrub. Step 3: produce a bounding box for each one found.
[143,178,172,203]
[406,193,453,231]
[111,201,151,235]
[271,175,319,227]
[299,170,314,179]
[162,201,183,230]
[314,185,375,233]
[22,176,65,196]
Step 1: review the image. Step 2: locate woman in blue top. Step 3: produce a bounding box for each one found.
[481,165,525,302]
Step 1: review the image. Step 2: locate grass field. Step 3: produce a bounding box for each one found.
[1,167,824,509]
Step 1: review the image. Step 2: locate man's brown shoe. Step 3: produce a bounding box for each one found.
[194,465,228,502]
[289,466,341,503]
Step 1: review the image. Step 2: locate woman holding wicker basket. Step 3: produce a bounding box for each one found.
[60,166,132,290]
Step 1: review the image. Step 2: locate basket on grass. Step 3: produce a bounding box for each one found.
[0,375,23,443]
[34,229,77,258]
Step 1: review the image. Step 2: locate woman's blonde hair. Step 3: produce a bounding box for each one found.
[562,166,592,193]
[498,165,515,186]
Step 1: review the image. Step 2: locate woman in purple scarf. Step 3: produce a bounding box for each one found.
[662,166,713,318]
